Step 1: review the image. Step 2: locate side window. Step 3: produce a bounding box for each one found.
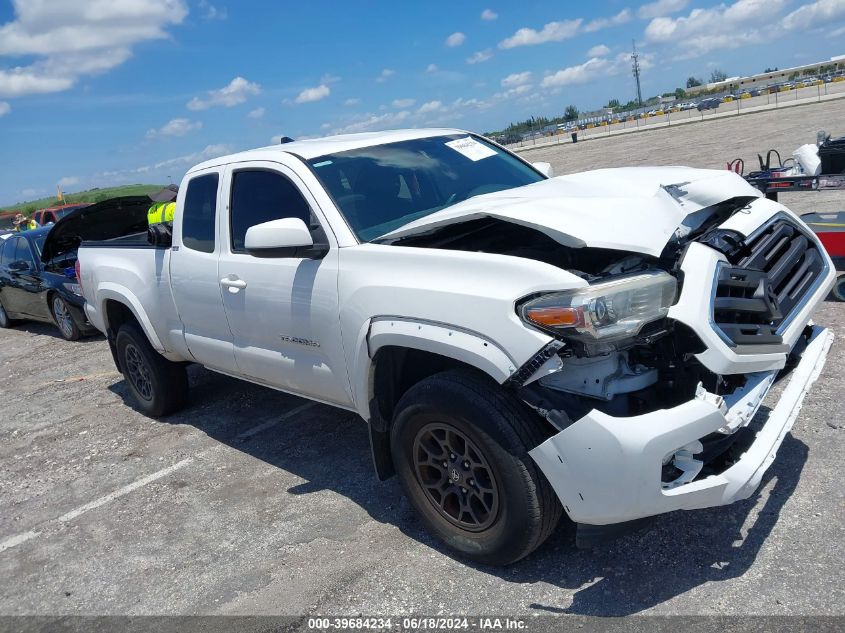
[0,239,14,267]
[15,239,35,267]
[229,170,311,252]
[182,173,219,253]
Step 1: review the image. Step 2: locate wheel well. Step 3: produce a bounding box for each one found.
[369,346,481,433]
[104,299,139,337]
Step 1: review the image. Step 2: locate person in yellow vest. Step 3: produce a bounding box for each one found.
[13,214,38,232]
[147,185,179,226]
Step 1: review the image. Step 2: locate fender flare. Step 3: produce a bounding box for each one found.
[96,283,166,353]
[352,315,518,420]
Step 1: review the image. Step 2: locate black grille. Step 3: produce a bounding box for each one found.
[712,219,824,347]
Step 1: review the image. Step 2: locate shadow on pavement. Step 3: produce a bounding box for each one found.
[109,365,808,616]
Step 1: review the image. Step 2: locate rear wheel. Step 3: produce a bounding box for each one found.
[116,322,188,417]
[51,295,81,341]
[390,369,561,566]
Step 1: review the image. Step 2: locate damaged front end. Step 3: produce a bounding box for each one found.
[505,204,835,545]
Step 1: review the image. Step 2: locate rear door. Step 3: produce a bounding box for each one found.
[2,237,46,318]
[216,161,352,406]
[169,170,238,372]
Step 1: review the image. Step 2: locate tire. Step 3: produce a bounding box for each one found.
[390,369,562,566]
[833,276,845,302]
[50,295,81,341]
[115,322,188,417]
[0,298,12,329]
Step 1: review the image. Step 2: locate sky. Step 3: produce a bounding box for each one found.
[1,0,844,205]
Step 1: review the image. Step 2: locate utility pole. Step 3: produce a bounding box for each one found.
[632,39,643,107]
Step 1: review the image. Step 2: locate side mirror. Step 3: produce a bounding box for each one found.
[245,217,327,259]
[532,162,554,178]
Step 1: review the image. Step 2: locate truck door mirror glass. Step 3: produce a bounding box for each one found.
[532,162,554,178]
[245,217,323,258]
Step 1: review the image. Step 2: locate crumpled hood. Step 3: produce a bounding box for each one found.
[381,166,762,257]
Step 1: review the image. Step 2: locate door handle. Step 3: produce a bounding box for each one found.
[220,276,247,293]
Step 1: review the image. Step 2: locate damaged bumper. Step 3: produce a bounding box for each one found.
[529,325,833,526]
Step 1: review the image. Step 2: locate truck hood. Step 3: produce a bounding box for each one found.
[41,195,150,263]
[380,167,761,257]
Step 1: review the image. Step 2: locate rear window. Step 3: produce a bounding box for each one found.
[182,173,219,253]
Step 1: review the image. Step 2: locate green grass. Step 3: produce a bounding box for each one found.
[2,184,164,216]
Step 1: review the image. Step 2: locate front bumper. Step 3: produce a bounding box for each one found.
[529,325,833,525]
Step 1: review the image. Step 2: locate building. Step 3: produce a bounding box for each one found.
[686,54,845,95]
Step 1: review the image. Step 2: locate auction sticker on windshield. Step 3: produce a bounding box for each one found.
[445,136,497,161]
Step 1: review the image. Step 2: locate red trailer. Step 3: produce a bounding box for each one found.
[801,211,845,301]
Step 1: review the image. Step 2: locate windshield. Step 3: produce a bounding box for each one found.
[307,134,544,241]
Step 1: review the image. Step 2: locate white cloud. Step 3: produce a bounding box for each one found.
[321,73,341,84]
[501,71,532,87]
[783,0,845,31]
[418,100,444,114]
[466,49,493,64]
[333,110,412,134]
[645,0,791,57]
[376,68,395,82]
[101,143,233,181]
[584,9,632,32]
[587,44,611,57]
[445,31,466,47]
[0,0,188,99]
[198,0,227,20]
[0,101,9,116]
[58,176,79,187]
[145,117,202,139]
[426,63,438,73]
[541,57,611,88]
[392,98,416,108]
[187,76,261,110]
[499,19,581,48]
[637,0,689,19]
[481,9,498,20]
[295,84,330,104]
[344,97,361,106]
[247,107,265,119]
[498,84,533,99]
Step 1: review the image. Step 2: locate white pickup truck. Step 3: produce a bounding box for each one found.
[78,129,835,565]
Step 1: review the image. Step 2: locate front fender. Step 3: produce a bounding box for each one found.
[352,315,519,420]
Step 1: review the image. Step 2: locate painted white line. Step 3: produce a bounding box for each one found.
[55,457,193,523]
[0,401,317,554]
[0,530,40,554]
[235,402,315,440]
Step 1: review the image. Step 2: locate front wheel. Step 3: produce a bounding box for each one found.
[115,322,188,417]
[390,369,562,566]
[0,299,12,329]
[833,276,845,302]
[51,295,81,341]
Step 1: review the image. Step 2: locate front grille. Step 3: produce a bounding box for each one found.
[712,219,825,347]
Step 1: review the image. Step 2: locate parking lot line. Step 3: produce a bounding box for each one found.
[234,402,315,440]
[0,458,193,555]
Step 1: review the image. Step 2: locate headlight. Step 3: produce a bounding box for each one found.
[519,271,677,342]
[62,282,83,297]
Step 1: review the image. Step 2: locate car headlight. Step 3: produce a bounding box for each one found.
[519,271,677,342]
[62,282,83,297]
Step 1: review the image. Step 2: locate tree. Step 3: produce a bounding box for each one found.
[763,67,778,73]
[564,105,579,121]
[686,76,703,88]
[788,71,799,81]
[710,69,728,83]
[674,87,687,99]
[605,98,620,109]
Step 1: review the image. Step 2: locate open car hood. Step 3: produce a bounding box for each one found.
[380,167,762,257]
[40,195,150,263]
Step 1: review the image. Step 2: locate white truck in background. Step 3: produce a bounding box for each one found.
[77,129,834,565]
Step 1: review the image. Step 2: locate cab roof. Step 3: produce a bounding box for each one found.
[188,128,468,173]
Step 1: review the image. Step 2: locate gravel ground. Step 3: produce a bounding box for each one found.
[1,100,844,618]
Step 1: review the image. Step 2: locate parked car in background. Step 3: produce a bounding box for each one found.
[0,196,148,340]
[33,203,92,226]
[0,212,18,231]
[697,97,721,111]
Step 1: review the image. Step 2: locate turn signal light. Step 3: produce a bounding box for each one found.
[525,306,581,327]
